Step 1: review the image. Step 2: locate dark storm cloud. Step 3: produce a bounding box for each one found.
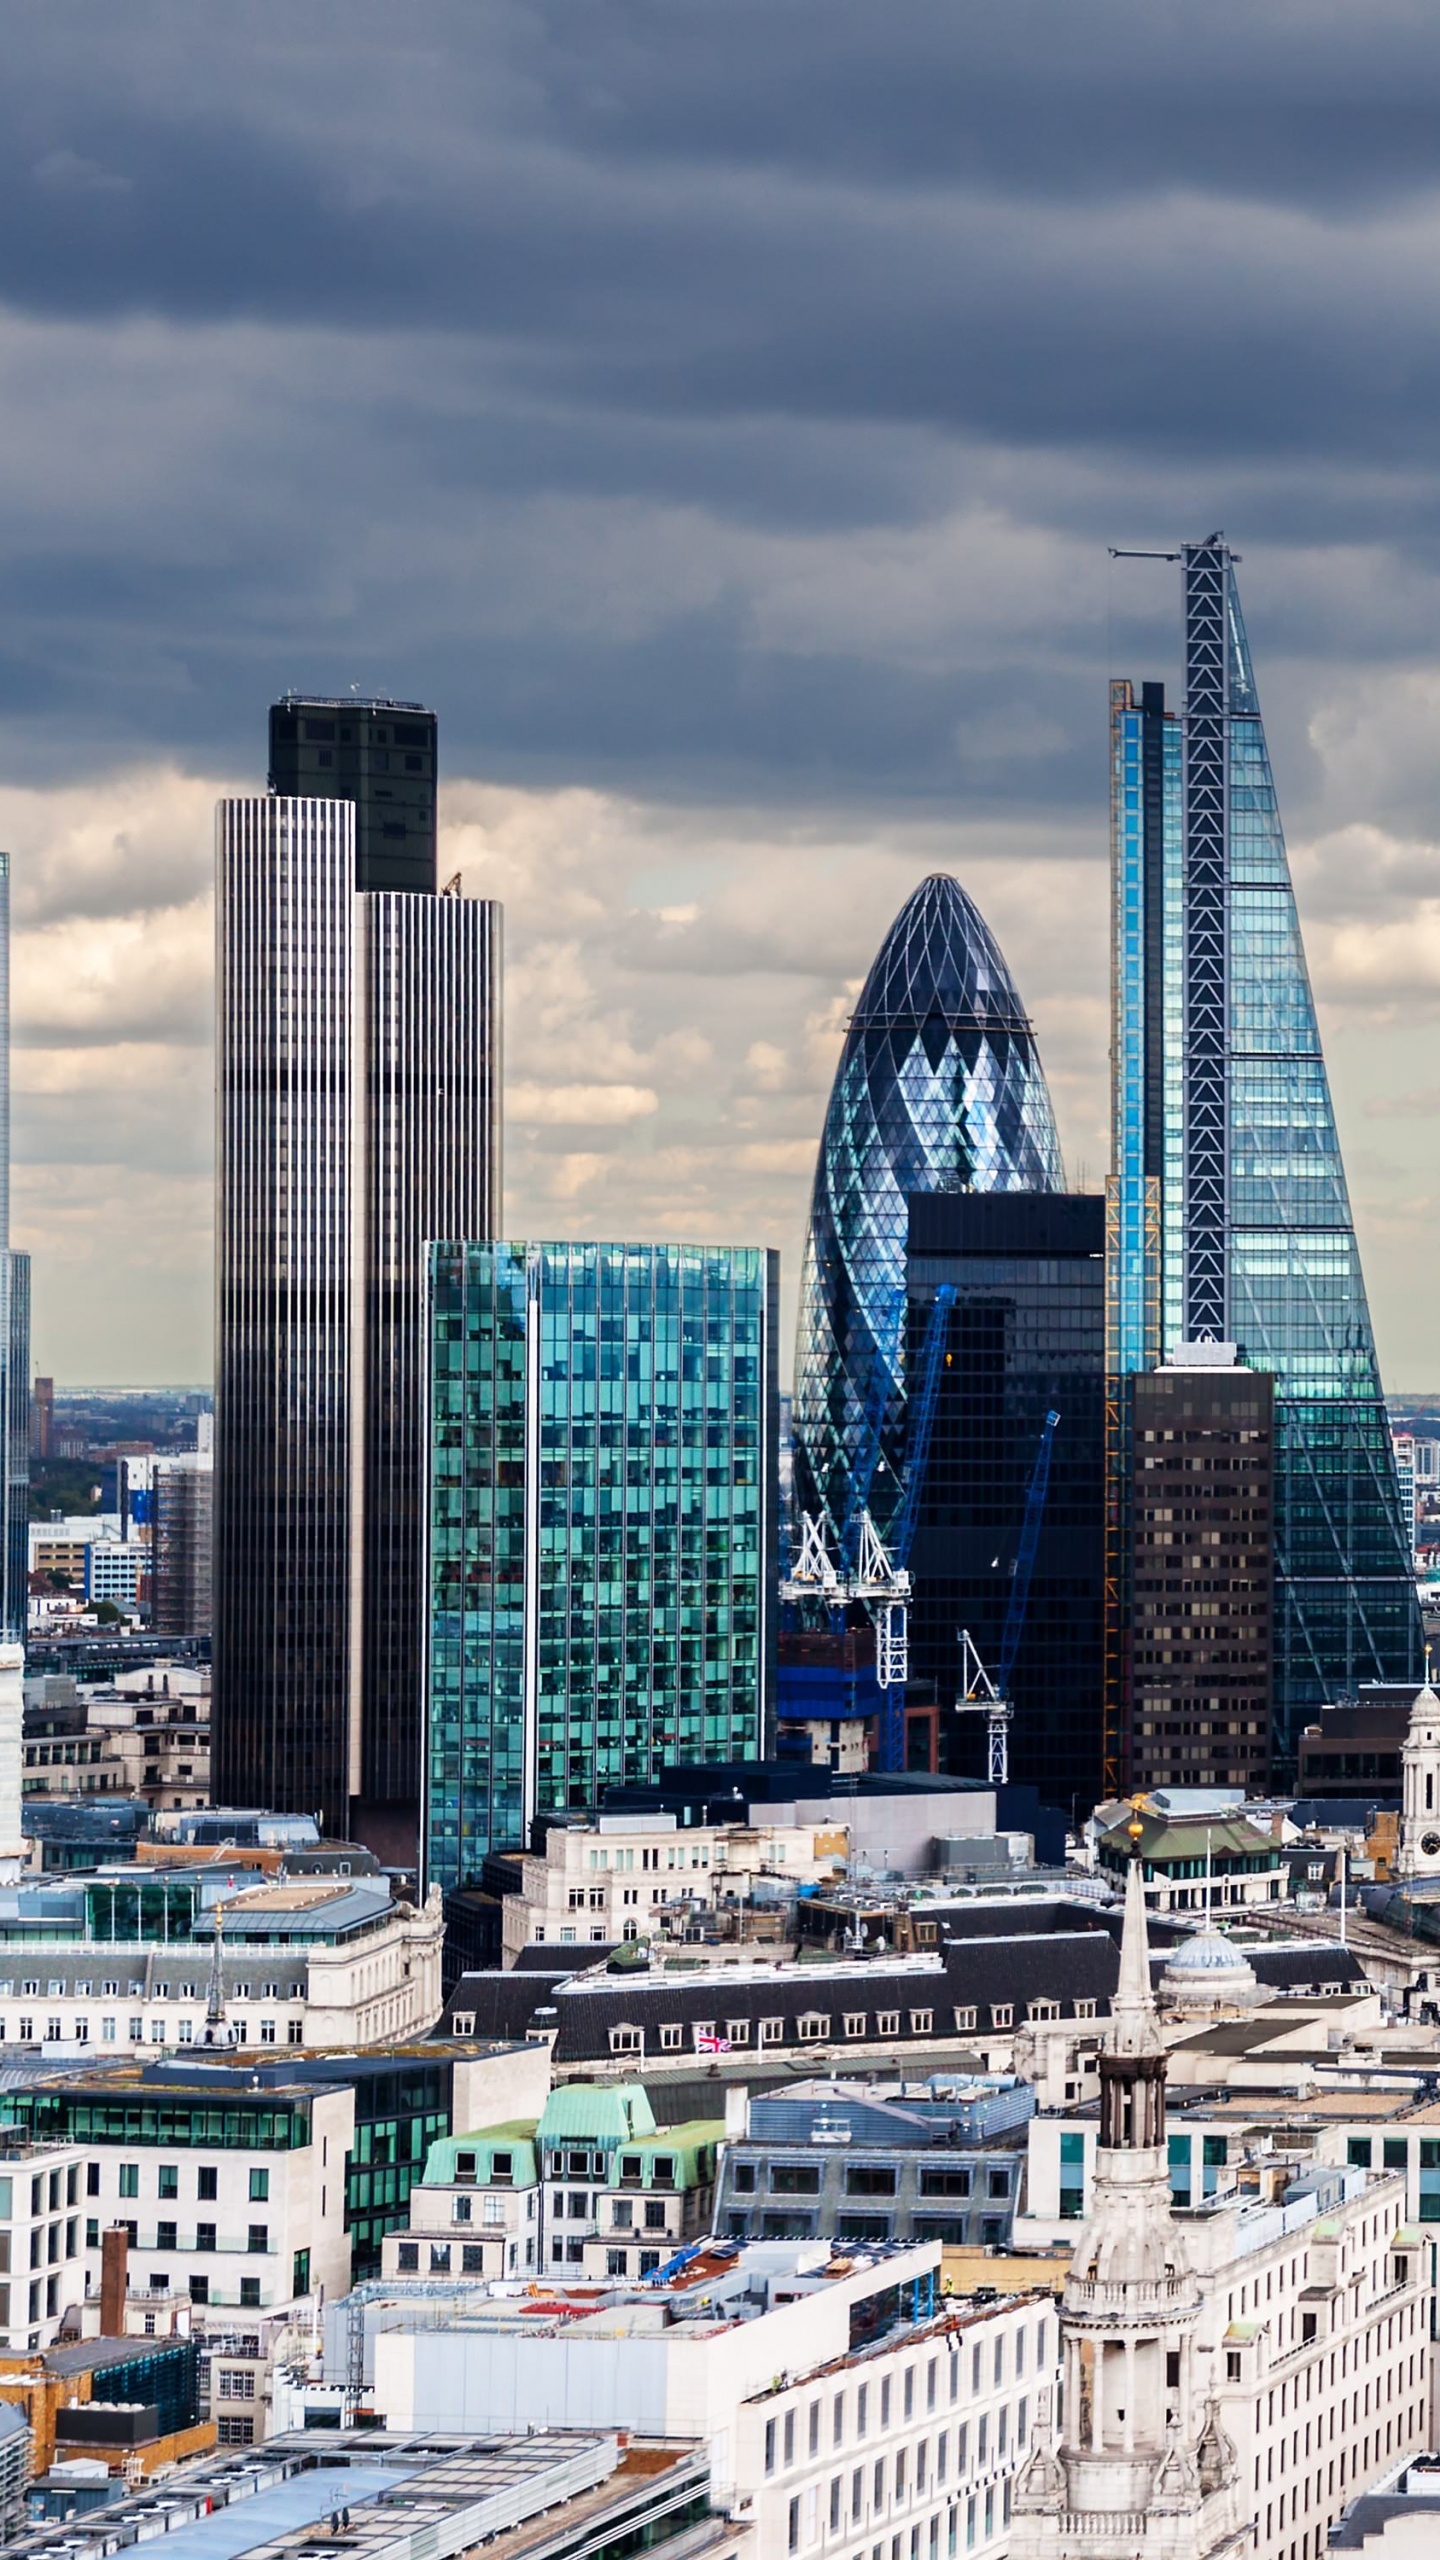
[4,0,1440,806]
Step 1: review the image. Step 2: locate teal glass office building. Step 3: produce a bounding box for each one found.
[425,1241,779,1889]
[1111,537,1419,1765]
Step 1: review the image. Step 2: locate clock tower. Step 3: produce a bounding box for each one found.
[1395,1680,1440,1882]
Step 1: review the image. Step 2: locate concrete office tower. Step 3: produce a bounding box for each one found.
[1108,538,1418,1775]
[1125,1344,1274,1795]
[426,1240,778,1890]
[213,790,500,1848]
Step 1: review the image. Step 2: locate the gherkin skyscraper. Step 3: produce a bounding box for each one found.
[793,874,1064,1543]
[1111,535,1421,1774]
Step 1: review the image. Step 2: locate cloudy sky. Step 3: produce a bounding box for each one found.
[6,0,1440,1385]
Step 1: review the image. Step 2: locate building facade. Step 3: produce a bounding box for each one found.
[267,695,437,895]
[1124,1346,1274,1793]
[213,781,501,1844]
[1108,542,1421,1773]
[380,2082,722,2286]
[425,1241,779,1889]
[715,2076,1033,2253]
[1014,1871,1430,2560]
[150,1459,213,1642]
[906,1191,1106,1815]
[0,856,30,1643]
[499,1809,844,1964]
[792,874,1063,1552]
[358,2230,1058,2560]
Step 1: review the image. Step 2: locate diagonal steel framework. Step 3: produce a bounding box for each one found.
[1182,534,1230,1342]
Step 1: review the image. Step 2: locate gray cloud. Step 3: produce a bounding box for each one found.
[3,4,1440,1379]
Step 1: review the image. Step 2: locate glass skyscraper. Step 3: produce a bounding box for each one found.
[907,1191,1106,1814]
[1110,536,1420,1770]
[792,874,1064,1546]
[425,1240,779,1891]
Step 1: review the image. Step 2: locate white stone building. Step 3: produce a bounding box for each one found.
[0,1874,444,2055]
[344,2235,1056,2560]
[1012,1854,1433,2560]
[0,2140,96,2352]
[501,1810,848,1963]
[1395,1681,1440,1885]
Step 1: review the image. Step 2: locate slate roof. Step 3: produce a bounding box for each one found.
[439,1930,1119,2062]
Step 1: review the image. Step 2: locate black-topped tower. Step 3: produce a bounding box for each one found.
[214,700,500,1853]
[268,696,437,894]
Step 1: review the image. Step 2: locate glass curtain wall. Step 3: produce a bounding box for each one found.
[426,1240,778,1890]
[1109,543,1420,1768]
[792,875,1064,1549]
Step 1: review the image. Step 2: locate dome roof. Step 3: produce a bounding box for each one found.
[1165,1928,1254,1977]
[1159,1923,1261,2015]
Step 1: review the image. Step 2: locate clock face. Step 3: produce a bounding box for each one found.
[1422,1833,1440,1858]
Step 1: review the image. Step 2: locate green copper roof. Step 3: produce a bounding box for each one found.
[421,2122,539,2187]
[1099,1809,1277,1865]
[537,2082,657,2145]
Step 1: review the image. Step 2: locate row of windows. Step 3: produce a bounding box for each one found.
[764,2326,1047,2472]
[604,1998,1088,2055]
[0,1977,300,1999]
[0,2015,304,2048]
[770,2400,1029,2493]
[731,2164,1010,2202]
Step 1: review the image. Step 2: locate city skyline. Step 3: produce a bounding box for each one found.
[4,9,1440,1389]
[5,665,1440,1396]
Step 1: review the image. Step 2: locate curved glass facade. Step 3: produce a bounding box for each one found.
[792,874,1064,1540]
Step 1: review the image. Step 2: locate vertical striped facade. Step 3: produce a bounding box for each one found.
[0,854,29,1643]
[357,889,501,1809]
[213,797,500,1837]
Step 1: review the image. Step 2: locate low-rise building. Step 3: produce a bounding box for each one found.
[335,2235,1057,2560]
[443,1931,1120,2082]
[23,1667,210,1815]
[0,1867,443,2053]
[10,2425,724,2560]
[0,2331,208,2481]
[0,2140,95,2352]
[380,2079,722,2285]
[715,2075,1033,2253]
[501,1811,846,1965]
[1096,1800,1285,1913]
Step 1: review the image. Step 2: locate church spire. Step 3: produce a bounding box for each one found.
[1111,1809,1162,2060]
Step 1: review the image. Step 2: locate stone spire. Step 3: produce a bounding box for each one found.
[1010,1816,1243,2560]
[1111,1822,1163,2059]
[1395,1678,1440,1883]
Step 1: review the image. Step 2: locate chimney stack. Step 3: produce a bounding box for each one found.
[100,2225,129,2336]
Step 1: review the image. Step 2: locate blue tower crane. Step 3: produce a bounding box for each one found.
[784,1285,957,1775]
[867,1284,955,1771]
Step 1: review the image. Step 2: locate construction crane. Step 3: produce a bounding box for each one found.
[954,1407,1060,1785]
[783,1286,956,1771]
